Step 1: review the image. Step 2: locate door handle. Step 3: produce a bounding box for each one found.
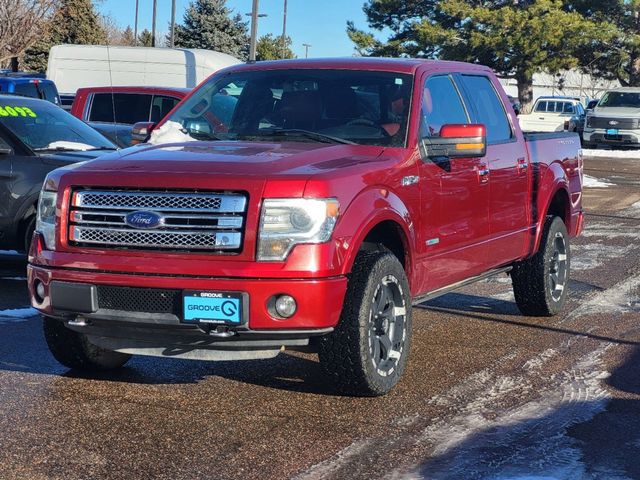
[477,164,490,184]
[517,157,528,174]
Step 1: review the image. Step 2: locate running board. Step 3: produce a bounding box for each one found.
[412,266,512,305]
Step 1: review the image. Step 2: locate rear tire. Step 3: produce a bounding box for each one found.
[43,316,131,371]
[318,251,412,396]
[511,216,570,316]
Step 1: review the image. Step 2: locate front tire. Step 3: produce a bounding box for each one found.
[511,216,570,316]
[43,316,131,371]
[318,251,412,396]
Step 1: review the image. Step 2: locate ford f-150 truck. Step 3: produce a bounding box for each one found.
[28,58,584,396]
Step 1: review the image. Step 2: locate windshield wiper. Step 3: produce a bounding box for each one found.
[33,146,85,153]
[85,146,118,151]
[259,129,356,145]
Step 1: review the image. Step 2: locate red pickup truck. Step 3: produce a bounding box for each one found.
[28,58,584,396]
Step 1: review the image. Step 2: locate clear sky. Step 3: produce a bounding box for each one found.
[96,0,372,58]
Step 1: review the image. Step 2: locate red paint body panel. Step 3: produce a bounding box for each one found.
[31,59,583,332]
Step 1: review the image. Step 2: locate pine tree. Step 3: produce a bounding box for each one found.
[23,0,107,72]
[173,0,249,60]
[138,29,153,47]
[256,34,295,61]
[347,0,610,111]
[569,0,640,87]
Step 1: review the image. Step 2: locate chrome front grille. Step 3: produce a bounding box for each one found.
[68,189,247,252]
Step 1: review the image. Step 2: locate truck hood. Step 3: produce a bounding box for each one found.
[75,141,386,177]
[592,106,640,117]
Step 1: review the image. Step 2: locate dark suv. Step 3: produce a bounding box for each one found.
[0,95,117,252]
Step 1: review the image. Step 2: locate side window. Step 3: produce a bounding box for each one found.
[88,94,115,122]
[89,93,153,124]
[535,101,547,112]
[563,103,575,114]
[576,103,585,115]
[13,83,39,99]
[151,95,181,123]
[39,84,60,105]
[458,75,512,144]
[421,75,468,138]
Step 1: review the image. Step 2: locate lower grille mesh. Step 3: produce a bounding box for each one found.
[97,286,181,315]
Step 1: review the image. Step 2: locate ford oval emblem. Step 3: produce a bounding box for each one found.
[125,211,164,229]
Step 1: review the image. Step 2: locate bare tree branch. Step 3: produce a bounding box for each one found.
[0,0,58,64]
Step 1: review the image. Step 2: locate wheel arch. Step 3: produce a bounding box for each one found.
[337,188,416,290]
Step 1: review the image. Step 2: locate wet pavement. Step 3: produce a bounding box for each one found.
[0,155,639,479]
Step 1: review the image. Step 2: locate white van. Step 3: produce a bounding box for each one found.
[47,45,241,95]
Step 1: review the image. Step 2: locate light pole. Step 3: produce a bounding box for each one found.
[134,0,139,46]
[303,43,311,59]
[281,0,288,59]
[151,0,157,47]
[170,0,177,48]
[247,0,267,62]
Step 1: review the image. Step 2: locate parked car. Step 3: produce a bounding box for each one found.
[0,75,61,106]
[0,95,117,252]
[71,86,190,147]
[29,58,583,396]
[583,88,640,148]
[518,96,585,135]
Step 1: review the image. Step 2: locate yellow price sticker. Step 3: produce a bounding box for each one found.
[0,106,37,118]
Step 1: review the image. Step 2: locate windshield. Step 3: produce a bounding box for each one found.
[164,69,414,147]
[0,98,115,151]
[598,92,640,109]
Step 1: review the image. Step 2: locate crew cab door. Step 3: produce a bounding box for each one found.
[416,74,490,292]
[456,74,530,267]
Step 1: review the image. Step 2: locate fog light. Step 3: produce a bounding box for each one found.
[275,295,297,318]
[34,280,45,303]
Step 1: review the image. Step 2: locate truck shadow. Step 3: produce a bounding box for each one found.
[415,345,640,479]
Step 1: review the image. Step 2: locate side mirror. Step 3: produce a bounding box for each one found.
[421,124,487,159]
[131,122,157,145]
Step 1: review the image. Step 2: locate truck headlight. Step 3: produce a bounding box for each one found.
[36,190,57,250]
[257,198,339,261]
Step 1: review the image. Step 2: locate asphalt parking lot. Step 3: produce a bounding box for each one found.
[0,154,639,480]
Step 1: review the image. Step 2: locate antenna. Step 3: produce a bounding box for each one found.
[105,42,121,153]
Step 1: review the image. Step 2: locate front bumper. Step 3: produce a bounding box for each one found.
[27,264,347,334]
[584,129,640,146]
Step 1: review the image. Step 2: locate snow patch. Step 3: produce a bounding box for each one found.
[582,149,640,159]
[583,174,614,188]
[45,141,96,151]
[147,121,196,146]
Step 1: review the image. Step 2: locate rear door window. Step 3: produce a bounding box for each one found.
[150,95,181,123]
[13,83,39,99]
[563,102,575,114]
[458,75,512,144]
[535,101,547,112]
[89,93,153,124]
[421,75,469,137]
